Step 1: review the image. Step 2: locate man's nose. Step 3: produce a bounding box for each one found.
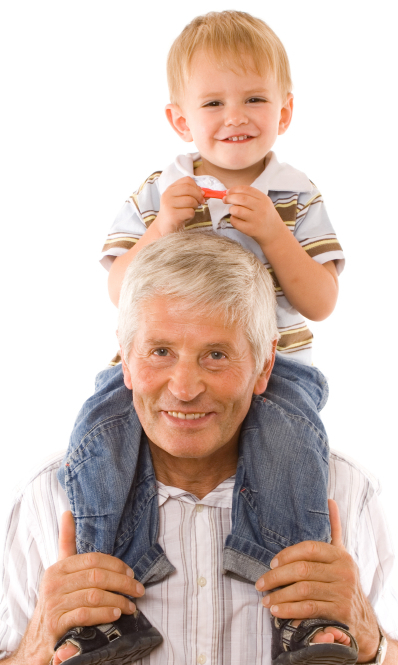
[168,360,205,402]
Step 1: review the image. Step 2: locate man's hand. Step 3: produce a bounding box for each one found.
[223,186,284,247]
[12,511,145,665]
[155,177,204,235]
[255,500,380,663]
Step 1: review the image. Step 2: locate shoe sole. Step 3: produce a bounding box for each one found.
[62,628,163,664]
[273,643,358,665]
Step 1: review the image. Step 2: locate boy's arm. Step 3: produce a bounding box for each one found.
[224,187,339,321]
[108,177,204,306]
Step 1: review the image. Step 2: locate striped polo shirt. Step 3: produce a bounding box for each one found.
[100,151,345,365]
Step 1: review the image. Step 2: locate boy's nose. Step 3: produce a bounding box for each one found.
[168,361,205,402]
[224,105,249,127]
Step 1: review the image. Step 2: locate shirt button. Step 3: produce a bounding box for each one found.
[197,654,207,664]
[198,576,207,587]
[196,504,204,513]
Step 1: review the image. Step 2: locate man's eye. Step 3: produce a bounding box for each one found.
[209,351,225,360]
[153,348,168,356]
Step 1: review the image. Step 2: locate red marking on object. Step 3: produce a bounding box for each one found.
[201,187,227,200]
[65,463,70,467]
[263,398,267,403]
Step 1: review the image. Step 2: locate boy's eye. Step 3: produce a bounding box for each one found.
[247,97,266,104]
[204,101,222,107]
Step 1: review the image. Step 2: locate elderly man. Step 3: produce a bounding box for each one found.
[0,233,397,664]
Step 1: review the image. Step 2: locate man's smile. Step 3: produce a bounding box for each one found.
[161,410,215,428]
[167,411,207,419]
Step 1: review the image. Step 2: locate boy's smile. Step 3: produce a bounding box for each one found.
[166,50,293,187]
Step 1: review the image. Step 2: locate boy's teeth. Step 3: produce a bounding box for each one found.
[228,135,248,141]
[168,411,206,420]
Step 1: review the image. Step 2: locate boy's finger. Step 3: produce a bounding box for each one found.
[328,499,345,550]
[171,177,204,193]
[170,186,204,204]
[225,185,254,195]
[224,194,257,211]
[58,511,77,561]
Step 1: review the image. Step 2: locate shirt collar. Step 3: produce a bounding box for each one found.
[158,151,313,195]
[157,476,235,509]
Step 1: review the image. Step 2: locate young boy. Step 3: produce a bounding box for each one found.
[54,11,358,665]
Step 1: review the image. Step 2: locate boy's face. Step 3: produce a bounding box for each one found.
[166,50,293,184]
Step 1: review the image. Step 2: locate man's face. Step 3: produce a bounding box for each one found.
[121,297,272,461]
[166,50,293,184]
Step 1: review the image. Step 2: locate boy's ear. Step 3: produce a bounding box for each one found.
[278,93,294,136]
[253,339,277,395]
[165,104,193,142]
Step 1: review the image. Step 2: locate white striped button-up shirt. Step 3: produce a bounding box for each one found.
[1,449,398,663]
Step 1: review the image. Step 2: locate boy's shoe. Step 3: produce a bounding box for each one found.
[271,616,359,664]
[52,610,163,664]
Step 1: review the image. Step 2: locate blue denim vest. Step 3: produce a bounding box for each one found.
[57,356,330,586]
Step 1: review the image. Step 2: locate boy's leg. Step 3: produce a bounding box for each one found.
[264,356,358,662]
[55,362,162,665]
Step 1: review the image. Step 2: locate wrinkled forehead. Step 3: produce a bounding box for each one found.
[135,294,230,332]
[133,294,250,351]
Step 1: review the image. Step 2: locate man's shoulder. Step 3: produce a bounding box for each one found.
[328,448,382,555]
[12,449,65,504]
[329,448,380,497]
[3,451,68,578]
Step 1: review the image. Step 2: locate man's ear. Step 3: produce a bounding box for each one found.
[278,93,294,135]
[117,337,133,390]
[165,104,193,142]
[253,339,277,395]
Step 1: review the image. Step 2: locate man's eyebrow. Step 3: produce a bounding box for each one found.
[144,338,174,346]
[144,339,236,351]
[204,342,236,351]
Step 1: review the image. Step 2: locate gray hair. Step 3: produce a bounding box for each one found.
[118,232,279,372]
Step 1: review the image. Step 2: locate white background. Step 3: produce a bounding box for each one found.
[1,0,397,590]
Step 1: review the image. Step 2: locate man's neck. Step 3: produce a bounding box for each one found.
[147,439,239,500]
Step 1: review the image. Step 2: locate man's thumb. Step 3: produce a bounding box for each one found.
[58,510,77,560]
[328,499,345,549]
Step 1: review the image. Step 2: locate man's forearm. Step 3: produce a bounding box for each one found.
[0,621,54,665]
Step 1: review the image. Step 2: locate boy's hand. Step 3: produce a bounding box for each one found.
[224,186,284,247]
[155,177,204,235]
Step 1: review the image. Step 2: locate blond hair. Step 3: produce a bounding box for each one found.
[118,232,279,373]
[167,11,292,104]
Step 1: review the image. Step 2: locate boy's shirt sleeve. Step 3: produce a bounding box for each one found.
[293,186,345,276]
[100,172,162,271]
